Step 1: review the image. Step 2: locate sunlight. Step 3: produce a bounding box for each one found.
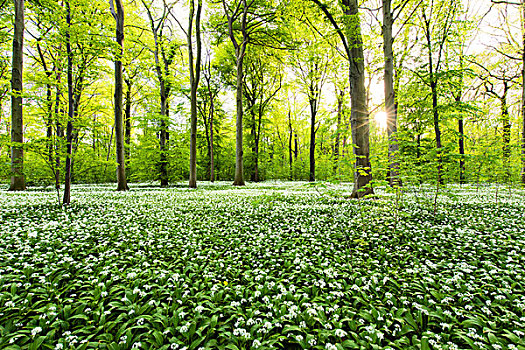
[375,111,388,130]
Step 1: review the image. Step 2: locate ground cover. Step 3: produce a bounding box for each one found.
[0,182,524,350]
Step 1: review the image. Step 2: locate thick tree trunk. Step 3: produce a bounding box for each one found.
[309,98,316,182]
[227,0,248,186]
[9,0,25,191]
[112,0,128,191]
[63,1,74,205]
[188,0,202,188]
[344,0,373,198]
[382,0,400,187]
[233,45,246,185]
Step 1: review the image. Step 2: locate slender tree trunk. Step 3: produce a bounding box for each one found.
[143,0,169,187]
[344,0,373,198]
[458,110,465,184]
[226,0,248,186]
[159,102,168,186]
[63,1,74,205]
[112,0,128,191]
[423,11,444,185]
[521,0,525,184]
[124,79,131,165]
[430,80,443,184]
[294,133,298,160]
[253,108,263,182]
[334,89,343,172]
[209,88,215,182]
[501,86,511,182]
[9,0,25,191]
[55,87,62,190]
[188,0,202,188]
[288,111,293,180]
[309,97,316,182]
[46,84,53,166]
[382,0,400,187]
[250,110,257,181]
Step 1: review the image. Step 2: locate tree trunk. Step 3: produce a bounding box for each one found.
[288,110,293,180]
[46,83,53,167]
[254,108,262,182]
[159,107,168,186]
[209,87,215,182]
[382,0,400,187]
[458,110,465,184]
[294,133,298,160]
[334,89,343,172]
[55,86,62,190]
[250,110,257,182]
[63,0,74,205]
[431,80,443,184]
[112,0,128,191]
[124,79,131,165]
[521,0,525,184]
[228,0,248,186]
[501,85,511,182]
[188,0,202,188]
[143,0,170,187]
[309,97,316,182]
[9,0,25,191]
[233,43,246,185]
[344,0,373,198]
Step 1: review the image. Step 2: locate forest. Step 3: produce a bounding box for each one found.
[0,0,523,196]
[1,0,525,349]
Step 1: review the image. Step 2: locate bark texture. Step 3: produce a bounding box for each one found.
[112,0,128,191]
[9,0,25,191]
[344,0,374,198]
[188,0,202,188]
[382,0,400,187]
[63,1,74,205]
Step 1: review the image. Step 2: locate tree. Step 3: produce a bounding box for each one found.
[290,39,329,182]
[188,0,203,188]
[141,0,176,187]
[476,62,520,181]
[222,0,249,186]
[244,48,282,182]
[63,0,74,204]
[492,0,525,185]
[310,0,373,197]
[9,0,25,191]
[382,0,420,186]
[419,0,459,184]
[110,0,128,191]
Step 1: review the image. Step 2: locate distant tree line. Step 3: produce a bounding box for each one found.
[1,0,524,202]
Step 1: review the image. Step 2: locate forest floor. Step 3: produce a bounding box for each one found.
[0,182,524,350]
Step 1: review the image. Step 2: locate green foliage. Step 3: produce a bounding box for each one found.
[1,183,525,348]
